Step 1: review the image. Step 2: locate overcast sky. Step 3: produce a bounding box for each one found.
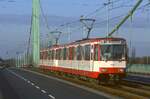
[0,0,150,58]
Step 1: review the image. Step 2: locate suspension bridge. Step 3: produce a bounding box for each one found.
[0,0,150,99]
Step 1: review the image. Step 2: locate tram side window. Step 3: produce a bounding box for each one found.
[81,46,85,60]
[42,52,44,59]
[76,45,81,60]
[69,47,75,60]
[84,45,91,60]
[94,45,99,61]
[43,51,46,59]
[72,47,75,60]
[44,51,47,59]
[60,49,63,60]
[51,50,52,60]
[58,49,61,60]
[69,47,72,60]
[66,48,69,60]
[54,50,56,60]
[55,50,57,60]
[52,50,54,60]
[56,49,59,60]
[48,50,51,60]
[47,51,49,60]
[40,52,42,59]
[63,48,67,60]
[50,50,53,60]
[45,51,48,59]
[46,51,48,59]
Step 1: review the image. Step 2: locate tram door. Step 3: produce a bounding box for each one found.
[90,45,95,71]
[93,44,100,71]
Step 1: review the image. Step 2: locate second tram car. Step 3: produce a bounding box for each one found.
[40,37,127,82]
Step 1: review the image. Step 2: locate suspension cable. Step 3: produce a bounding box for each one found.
[39,0,50,31]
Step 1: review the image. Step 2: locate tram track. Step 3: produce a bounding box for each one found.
[23,67,150,99]
[123,78,150,86]
[118,80,150,98]
[122,80,150,91]
[119,85,150,98]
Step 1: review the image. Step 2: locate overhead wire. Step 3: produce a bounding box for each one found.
[94,1,150,28]
[84,0,122,18]
[39,0,50,31]
[49,0,124,40]
[45,0,120,33]
[38,0,150,43]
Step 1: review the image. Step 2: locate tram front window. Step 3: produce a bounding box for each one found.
[101,44,126,61]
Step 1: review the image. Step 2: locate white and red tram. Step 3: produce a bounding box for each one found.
[40,37,127,82]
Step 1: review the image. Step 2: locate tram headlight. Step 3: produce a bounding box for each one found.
[119,68,124,72]
[101,68,107,72]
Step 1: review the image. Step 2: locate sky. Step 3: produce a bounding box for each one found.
[0,0,150,59]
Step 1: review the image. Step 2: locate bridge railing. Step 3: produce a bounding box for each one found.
[126,64,150,75]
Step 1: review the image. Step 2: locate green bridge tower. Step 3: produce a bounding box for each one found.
[32,0,40,67]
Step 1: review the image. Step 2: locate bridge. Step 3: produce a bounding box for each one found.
[0,0,150,99]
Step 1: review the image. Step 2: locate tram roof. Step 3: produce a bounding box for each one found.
[41,37,126,51]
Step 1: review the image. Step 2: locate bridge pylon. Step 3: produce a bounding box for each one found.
[31,0,40,67]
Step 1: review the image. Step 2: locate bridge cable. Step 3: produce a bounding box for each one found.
[39,0,51,31]
[26,14,33,65]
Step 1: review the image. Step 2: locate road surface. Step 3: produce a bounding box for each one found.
[0,68,110,99]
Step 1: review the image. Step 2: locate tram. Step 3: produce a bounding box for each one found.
[40,37,127,82]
